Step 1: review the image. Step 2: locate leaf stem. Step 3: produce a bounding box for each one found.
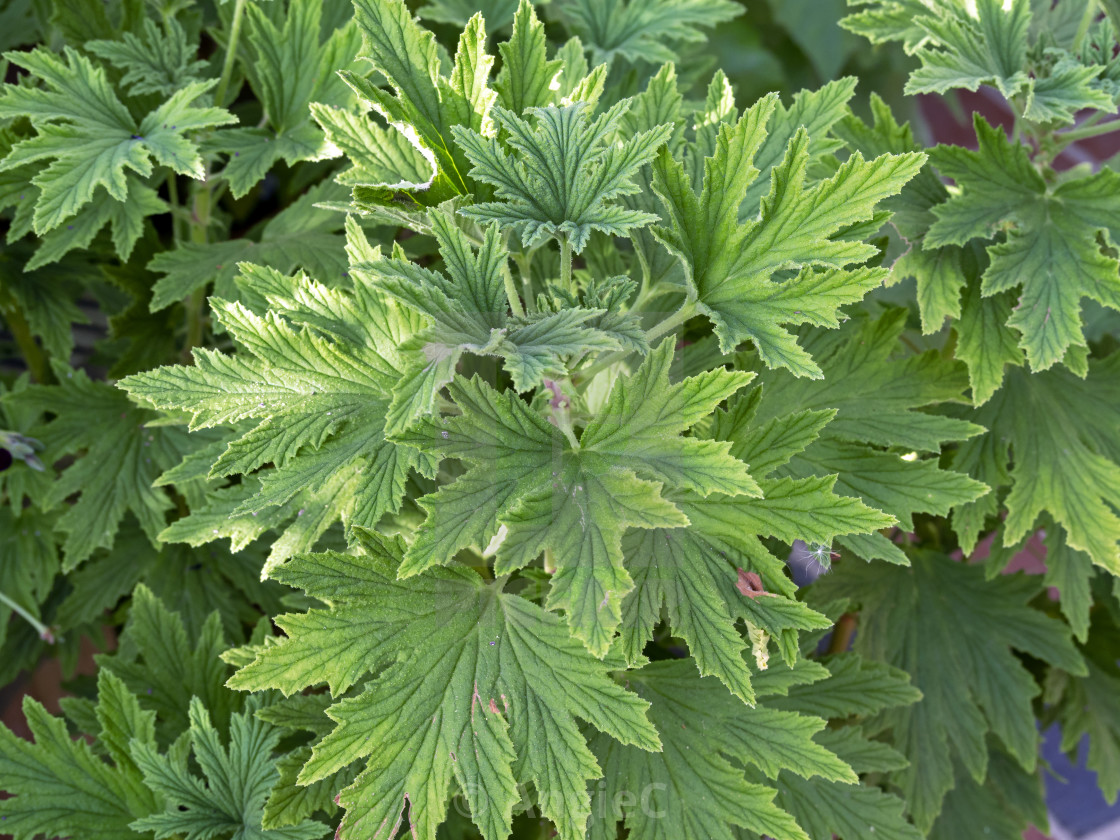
[645,299,697,344]
[515,251,536,314]
[559,237,573,292]
[573,298,696,384]
[1055,116,1120,144]
[555,406,580,449]
[180,0,248,360]
[166,173,183,245]
[501,259,526,318]
[1,294,51,383]
[1073,0,1098,52]
[826,612,857,655]
[0,589,55,643]
[182,181,213,359]
[214,0,248,109]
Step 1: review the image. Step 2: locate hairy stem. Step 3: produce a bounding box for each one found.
[501,261,525,318]
[1,295,50,383]
[515,251,536,314]
[1073,0,1098,52]
[182,181,213,358]
[559,237,573,292]
[180,0,248,360]
[0,589,54,643]
[214,0,248,109]
[827,612,858,655]
[645,299,698,344]
[166,173,183,245]
[573,299,697,384]
[1056,116,1120,144]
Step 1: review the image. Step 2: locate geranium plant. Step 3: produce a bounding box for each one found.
[0,1,1118,838]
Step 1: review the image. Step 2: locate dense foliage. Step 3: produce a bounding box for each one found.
[1,0,1119,838]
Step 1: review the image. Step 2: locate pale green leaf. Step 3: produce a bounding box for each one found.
[454,100,674,252]
[230,531,659,840]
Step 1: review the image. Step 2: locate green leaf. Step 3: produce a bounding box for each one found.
[750,309,984,453]
[772,652,922,719]
[0,47,233,234]
[739,76,860,215]
[768,0,862,82]
[841,0,944,53]
[262,746,352,831]
[341,0,497,202]
[122,264,432,570]
[453,100,674,252]
[948,357,1120,572]
[750,716,921,840]
[357,207,621,429]
[652,96,924,376]
[744,311,988,563]
[1042,521,1095,643]
[418,0,523,30]
[230,531,660,840]
[129,697,327,840]
[86,17,209,98]
[100,584,237,744]
[311,101,435,190]
[764,764,923,840]
[815,551,1085,832]
[495,0,562,114]
[954,280,1024,405]
[926,752,1045,840]
[926,114,1120,371]
[1022,55,1116,124]
[218,0,363,197]
[833,93,974,336]
[588,660,853,840]
[1052,652,1120,804]
[3,367,197,567]
[902,0,1032,99]
[0,669,159,839]
[552,0,743,65]
[148,181,351,312]
[620,484,856,702]
[398,339,755,654]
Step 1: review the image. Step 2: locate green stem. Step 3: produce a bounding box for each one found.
[515,252,536,314]
[185,288,207,355]
[2,296,50,383]
[1056,116,1120,144]
[501,261,526,318]
[182,182,213,358]
[826,613,857,656]
[1009,96,1024,145]
[214,0,248,109]
[1073,0,1098,51]
[179,2,247,358]
[574,299,696,384]
[0,589,54,643]
[898,332,923,356]
[644,299,697,344]
[554,405,580,450]
[559,237,573,292]
[166,173,182,245]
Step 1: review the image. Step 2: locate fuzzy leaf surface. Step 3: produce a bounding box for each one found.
[397,339,755,655]
[815,552,1085,831]
[652,96,924,376]
[454,100,673,252]
[230,531,660,840]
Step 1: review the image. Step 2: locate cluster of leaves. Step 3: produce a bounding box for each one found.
[0,0,1118,839]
